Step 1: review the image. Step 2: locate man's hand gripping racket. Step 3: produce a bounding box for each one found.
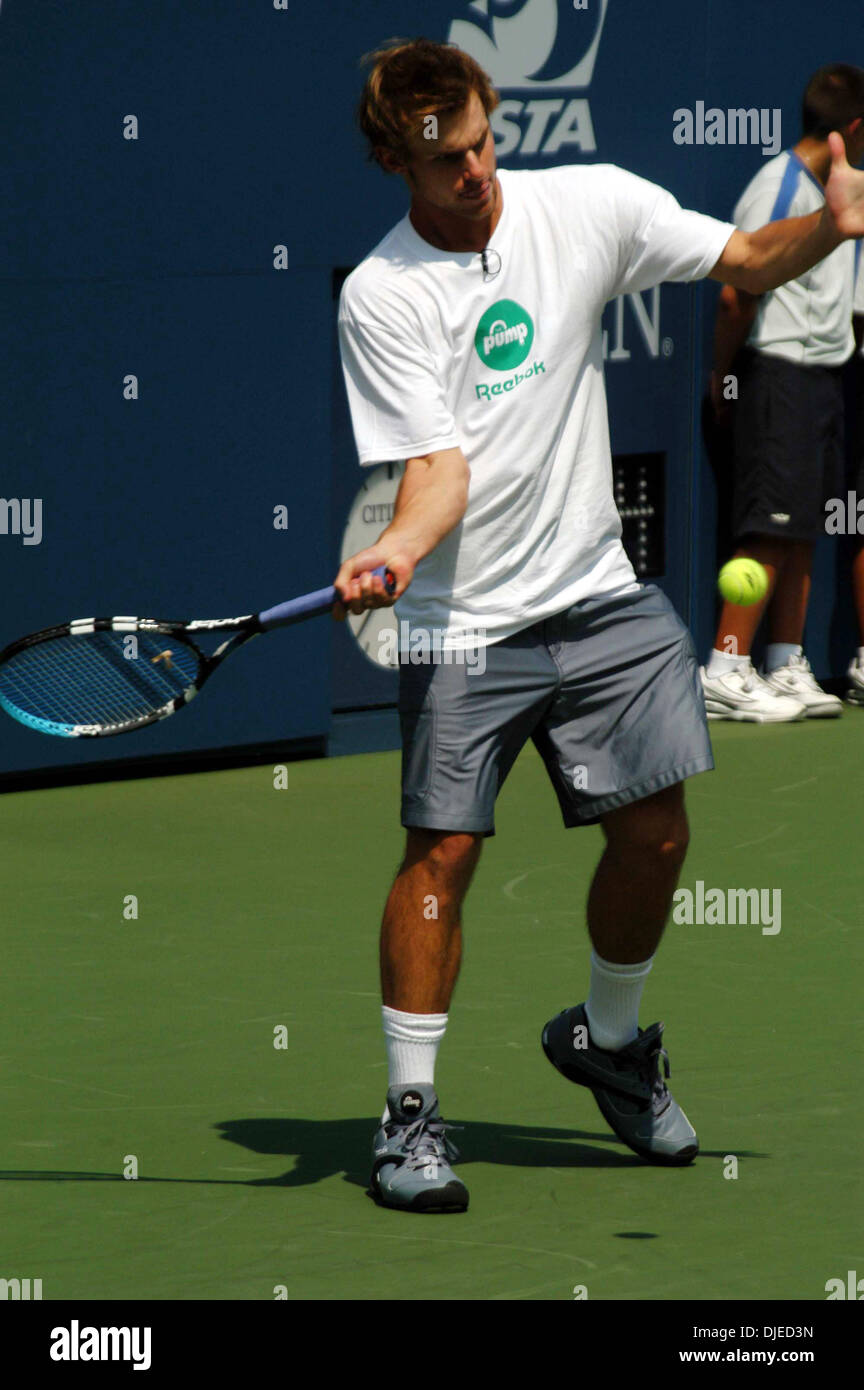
[0,566,397,739]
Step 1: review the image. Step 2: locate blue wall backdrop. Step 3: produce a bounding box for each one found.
[1,0,861,776]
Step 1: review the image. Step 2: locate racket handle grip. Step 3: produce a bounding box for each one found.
[257,566,396,631]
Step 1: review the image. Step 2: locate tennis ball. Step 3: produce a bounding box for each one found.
[717,558,768,606]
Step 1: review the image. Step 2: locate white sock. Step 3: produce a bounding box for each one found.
[381,1006,448,1122]
[706,647,748,677]
[764,642,801,673]
[585,951,653,1052]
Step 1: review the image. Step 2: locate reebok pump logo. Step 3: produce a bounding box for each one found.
[475,360,545,400]
[474,298,543,401]
[474,299,534,370]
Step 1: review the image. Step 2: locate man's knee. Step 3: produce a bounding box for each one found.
[404,828,483,885]
[601,786,690,866]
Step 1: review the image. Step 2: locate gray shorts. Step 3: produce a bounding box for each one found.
[398,584,713,835]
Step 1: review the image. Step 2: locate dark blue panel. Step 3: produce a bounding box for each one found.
[0,0,428,278]
[0,270,332,771]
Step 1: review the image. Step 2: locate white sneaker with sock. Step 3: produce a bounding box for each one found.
[700,660,806,722]
[761,653,842,718]
[846,654,864,706]
[584,951,653,1052]
[380,1005,447,1122]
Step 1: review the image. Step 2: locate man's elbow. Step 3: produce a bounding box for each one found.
[712,232,768,295]
[723,258,766,297]
[416,447,471,520]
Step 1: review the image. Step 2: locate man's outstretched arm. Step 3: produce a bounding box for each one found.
[334,446,470,614]
[710,131,864,293]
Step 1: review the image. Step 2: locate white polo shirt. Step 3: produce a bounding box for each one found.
[339,164,734,647]
[734,149,857,367]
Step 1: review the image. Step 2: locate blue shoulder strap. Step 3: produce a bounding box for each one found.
[769,153,861,293]
[769,152,802,221]
[788,149,825,195]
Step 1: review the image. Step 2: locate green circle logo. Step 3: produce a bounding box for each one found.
[474,299,534,372]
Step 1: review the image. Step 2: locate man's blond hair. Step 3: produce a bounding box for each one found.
[357,37,499,167]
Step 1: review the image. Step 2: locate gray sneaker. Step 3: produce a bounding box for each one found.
[542,1004,698,1165]
[369,1084,469,1212]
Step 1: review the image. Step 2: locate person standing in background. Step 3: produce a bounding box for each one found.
[702,65,864,722]
[845,244,864,701]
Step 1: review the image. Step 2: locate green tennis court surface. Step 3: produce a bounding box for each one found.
[2,717,862,1301]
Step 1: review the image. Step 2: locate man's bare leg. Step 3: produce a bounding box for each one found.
[588,783,689,964]
[849,543,864,702]
[542,783,700,1161]
[380,828,483,1013]
[766,539,813,648]
[584,784,689,1049]
[711,535,791,660]
[705,536,821,717]
[760,539,841,714]
[852,543,864,642]
[373,828,481,1212]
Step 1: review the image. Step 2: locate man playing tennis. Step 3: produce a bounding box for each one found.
[335,38,864,1212]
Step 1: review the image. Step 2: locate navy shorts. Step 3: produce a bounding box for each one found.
[397,584,714,836]
[732,348,845,543]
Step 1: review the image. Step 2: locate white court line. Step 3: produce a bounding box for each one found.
[731,823,787,852]
[322,1227,597,1267]
[771,776,818,795]
[797,894,854,932]
[25,1072,131,1101]
[502,864,567,899]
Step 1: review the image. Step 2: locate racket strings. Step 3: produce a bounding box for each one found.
[0,630,200,730]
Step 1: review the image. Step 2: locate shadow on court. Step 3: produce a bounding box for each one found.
[0,1121,762,1190]
[215,1119,761,1189]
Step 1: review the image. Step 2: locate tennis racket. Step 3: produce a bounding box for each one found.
[0,566,395,739]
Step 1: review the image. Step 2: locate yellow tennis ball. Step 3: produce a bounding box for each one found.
[717,558,768,606]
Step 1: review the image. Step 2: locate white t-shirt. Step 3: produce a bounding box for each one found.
[734,150,856,367]
[338,164,734,648]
